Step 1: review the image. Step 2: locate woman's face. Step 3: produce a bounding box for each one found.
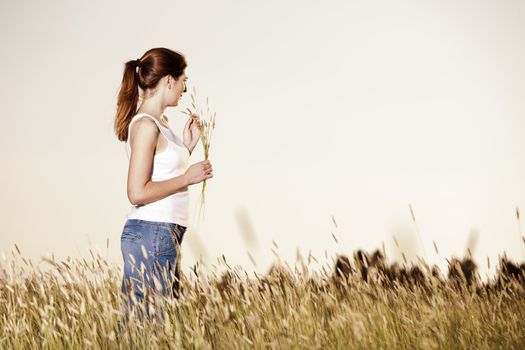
[167,72,188,106]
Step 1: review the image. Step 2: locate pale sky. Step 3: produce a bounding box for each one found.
[1,0,524,280]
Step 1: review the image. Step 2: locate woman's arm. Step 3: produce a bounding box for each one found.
[126,118,189,206]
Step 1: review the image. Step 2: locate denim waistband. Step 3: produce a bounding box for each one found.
[125,218,186,230]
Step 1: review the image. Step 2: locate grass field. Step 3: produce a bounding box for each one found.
[1,246,524,349]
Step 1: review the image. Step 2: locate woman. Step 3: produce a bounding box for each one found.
[114,47,213,317]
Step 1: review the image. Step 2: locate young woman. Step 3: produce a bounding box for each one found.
[114,47,213,315]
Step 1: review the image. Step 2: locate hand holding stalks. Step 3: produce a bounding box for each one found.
[184,160,213,185]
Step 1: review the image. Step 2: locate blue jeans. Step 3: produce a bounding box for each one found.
[120,219,186,321]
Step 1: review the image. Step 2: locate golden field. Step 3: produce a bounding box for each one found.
[1,245,524,349]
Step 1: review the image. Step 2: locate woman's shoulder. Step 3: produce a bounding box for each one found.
[129,116,160,137]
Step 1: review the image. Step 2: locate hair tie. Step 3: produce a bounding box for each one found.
[134,59,141,73]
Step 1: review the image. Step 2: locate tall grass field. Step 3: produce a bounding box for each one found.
[1,245,524,349]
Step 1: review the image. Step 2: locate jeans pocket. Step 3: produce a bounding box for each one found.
[121,225,143,242]
[157,232,177,256]
[157,225,185,256]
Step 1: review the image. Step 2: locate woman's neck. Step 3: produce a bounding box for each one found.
[136,96,166,122]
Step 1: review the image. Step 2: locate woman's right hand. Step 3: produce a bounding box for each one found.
[184,160,213,185]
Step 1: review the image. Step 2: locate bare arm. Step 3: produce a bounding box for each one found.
[126,118,189,206]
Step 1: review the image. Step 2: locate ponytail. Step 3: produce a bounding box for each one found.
[114,60,140,142]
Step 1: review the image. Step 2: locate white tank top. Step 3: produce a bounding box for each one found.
[125,112,190,227]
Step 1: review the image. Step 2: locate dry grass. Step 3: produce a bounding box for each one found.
[1,245,525,349]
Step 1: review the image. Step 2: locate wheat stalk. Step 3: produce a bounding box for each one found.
[182,87,216,223]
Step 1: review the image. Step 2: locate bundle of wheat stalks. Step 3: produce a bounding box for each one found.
[183,87,216,222]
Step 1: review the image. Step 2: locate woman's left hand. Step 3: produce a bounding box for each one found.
[183,113,202,154]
